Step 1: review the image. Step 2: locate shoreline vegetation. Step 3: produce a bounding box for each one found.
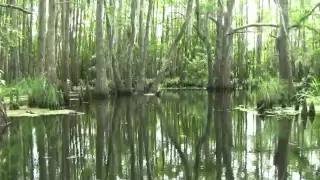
[1,75,318,111]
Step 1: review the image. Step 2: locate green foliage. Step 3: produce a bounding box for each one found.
[183,55,207,85]
[163,77,181,87]
[300,76,320,103]
[256,77,287,102]
[24,76,63,109]
[0,76,63,109]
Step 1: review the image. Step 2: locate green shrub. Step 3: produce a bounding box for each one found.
[26,76,63,109]
[256,77,287,103]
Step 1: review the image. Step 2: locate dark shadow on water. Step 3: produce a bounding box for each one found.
[1,90,320,179]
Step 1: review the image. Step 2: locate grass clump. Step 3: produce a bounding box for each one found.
[298,76,320,104]
[24,76,63,110]
[256,77,287,109]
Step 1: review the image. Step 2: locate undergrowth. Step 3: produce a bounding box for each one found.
[256,77,287,103]
[0,76,63,110]
[298,76,320,104]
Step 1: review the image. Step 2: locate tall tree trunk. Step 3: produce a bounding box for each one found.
[37,0,47,75]
[10,0,19,82]
[126,0,137,94]
[95,0,108,96]
[214,0,235,90]
[105,0,124,92]
[136,0,153,92]
[61,0,71,103]
[47,0,58,83]
[278,0,295,94]
[255,0,263,77]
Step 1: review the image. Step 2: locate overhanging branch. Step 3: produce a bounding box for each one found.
[226,3,320,36]
[227,23,279,35]
[0,3,32,14]
[290,3,320,28]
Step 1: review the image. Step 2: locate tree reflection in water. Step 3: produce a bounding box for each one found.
[0,91,319,179]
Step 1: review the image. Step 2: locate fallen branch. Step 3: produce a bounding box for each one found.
[290,3,320,28]
[0,3,32,14]
[227,23,279,35]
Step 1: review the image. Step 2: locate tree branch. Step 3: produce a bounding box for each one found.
[226,3,320,36]
[193,24,205,40]
[290,3,320,28]
[208,15,218,24]
[305,25,320,34]
[227,23,279,35]
[0,3,32,14]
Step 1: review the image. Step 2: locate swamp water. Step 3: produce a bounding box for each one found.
[1,90,320,180]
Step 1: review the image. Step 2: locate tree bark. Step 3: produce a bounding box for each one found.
[277,0,294,93]
[214,0,235,89]
[36,0,46,75]
[9,0,19,82]
[125,0,137,94]
[47,0,58,84]
[136,0,153,92]
[95,0,108,96]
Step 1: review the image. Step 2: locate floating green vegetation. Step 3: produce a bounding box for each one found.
[7,106,84,117]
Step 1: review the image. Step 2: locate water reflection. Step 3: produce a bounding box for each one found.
[0,91,320,179]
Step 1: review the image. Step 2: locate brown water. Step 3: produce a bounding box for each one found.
[1,90,320,180]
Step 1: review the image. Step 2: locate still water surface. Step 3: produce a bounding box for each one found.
[1,90,320,180]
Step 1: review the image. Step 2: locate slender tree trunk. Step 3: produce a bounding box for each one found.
[125,0,137,94]
[278,0,295,93]
[47,0,58,83]
[95,0,108,96]
[255,0,263,77]
[105,0,124,92]
[61,0,71,103]
[37,0,47,75]
[136,0,153,92]
[10,0,19,82]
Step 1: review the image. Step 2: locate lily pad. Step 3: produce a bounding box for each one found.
[7,106,84,117]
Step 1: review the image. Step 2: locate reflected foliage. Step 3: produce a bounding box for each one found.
[0,91,319,179]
